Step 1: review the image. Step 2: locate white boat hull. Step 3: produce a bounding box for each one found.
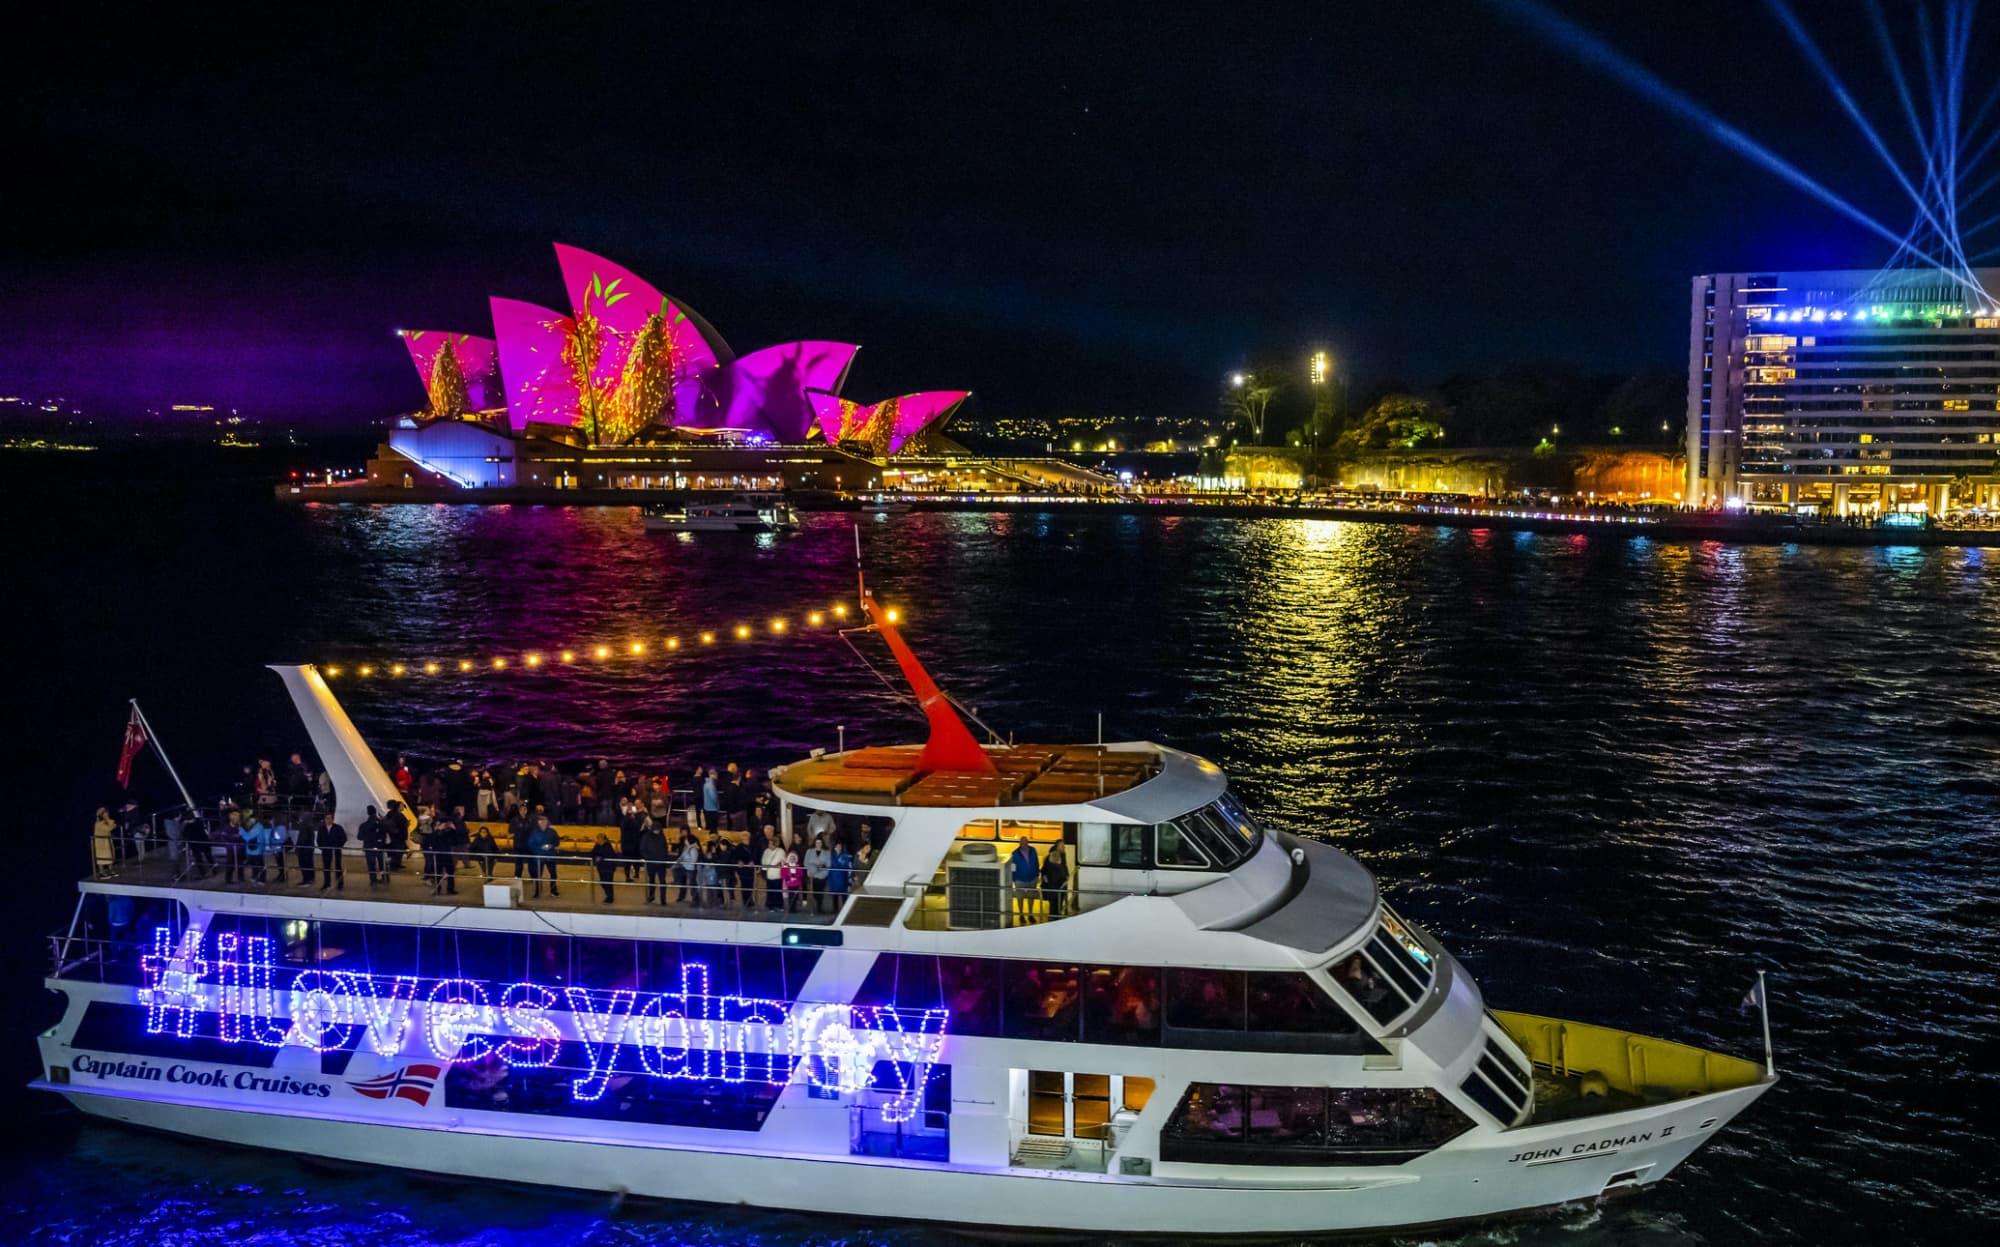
[44,1073,1767,1236]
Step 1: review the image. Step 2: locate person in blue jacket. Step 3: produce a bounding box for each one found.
[1008,839,1041,924]
[827,839,855,913]
[527,813,562,898]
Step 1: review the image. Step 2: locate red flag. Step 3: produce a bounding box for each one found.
[116,705,147,789]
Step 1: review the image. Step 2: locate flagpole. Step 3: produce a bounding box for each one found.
[1757,969,1775,1077]
[131,699,197,814]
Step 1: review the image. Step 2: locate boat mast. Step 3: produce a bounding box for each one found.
[850,523,995,774]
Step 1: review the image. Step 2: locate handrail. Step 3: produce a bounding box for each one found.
[82,834,869,922]
[895,874,1147,930]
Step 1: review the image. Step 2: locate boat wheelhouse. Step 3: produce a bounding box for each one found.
[36,602,1772,1237]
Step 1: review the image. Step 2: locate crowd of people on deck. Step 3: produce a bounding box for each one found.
[94,751,883,914]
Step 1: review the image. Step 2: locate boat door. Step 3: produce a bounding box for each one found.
[1027,1070,1113,1142]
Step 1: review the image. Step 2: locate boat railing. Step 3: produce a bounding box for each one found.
[46,933,144,986]
[896,876,1158,931]
[83,829,861,926]
[1491,1010,1768,1102]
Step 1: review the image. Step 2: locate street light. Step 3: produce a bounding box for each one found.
[1230,371,1247,387]
[1310,351,1329,386]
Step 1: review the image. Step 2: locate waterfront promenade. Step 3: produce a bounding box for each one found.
[280,480,2000,549]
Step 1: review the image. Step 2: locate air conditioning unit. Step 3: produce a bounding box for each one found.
[946,842,1005,930]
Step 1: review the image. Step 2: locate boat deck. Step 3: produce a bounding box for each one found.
[777,743,1161,808]
[88,851,844,926]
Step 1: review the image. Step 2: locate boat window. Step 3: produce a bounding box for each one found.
[1000,819,1065,843]
[452,929,519,983]
[444,1056,786,1131]
[1003,963,1083,1041]
[1083,965,1162,1046]
[1461,1035,1533,1124]
[1161,1083,1473,1167]
[1213,792,1265,848]
[575,937,641,991]
[1077,821,1112,865]
[1111,823,1149,869]
[1165,968,1384,1054]
[1164,967,1245,1030]
[1155,796,1264,872]
[1122,1076,1157,1113]
[736,946,789,999]
[1330,950,1405,1025]
[938,956,1004,1036]
[1378,908,1436,979]
[1160,812,1232,867]
[1168,1081,1245,1143]
[1329,909,1439,1026]
[1246,972,1362,1036]
[1153,819,1210,869]
[1247,1084,1328,1146]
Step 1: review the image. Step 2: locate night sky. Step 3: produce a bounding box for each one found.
[0,3,1947,424]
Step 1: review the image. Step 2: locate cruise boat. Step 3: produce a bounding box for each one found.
[640,492,799,533]
[36,602,1772,1237]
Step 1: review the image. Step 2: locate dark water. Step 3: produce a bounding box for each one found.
[3,455,1996,1244]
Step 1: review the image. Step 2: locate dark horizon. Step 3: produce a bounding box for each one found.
[0,3,1944,425]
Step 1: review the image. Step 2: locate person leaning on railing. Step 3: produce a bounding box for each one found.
[468,823,499,881]
[526,813,561,897]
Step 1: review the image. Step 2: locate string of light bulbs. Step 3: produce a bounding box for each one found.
[320,601,902,680]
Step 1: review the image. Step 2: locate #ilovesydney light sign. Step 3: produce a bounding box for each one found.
[136,926,948,1119]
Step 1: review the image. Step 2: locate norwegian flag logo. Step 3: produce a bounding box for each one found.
[348,1063,443,1107]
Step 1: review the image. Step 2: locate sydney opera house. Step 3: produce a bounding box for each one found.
[368,244,969,493]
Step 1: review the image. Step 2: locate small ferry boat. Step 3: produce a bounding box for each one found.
[858,496,912,516]
[641,492,799,533]
[36,603,1772,1237]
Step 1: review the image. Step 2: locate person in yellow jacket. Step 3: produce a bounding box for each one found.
[92,807,117,879]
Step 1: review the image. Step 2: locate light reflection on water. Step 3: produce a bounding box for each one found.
[11,506,1998,1245]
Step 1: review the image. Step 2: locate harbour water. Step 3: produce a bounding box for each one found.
[3,455,1995,1244]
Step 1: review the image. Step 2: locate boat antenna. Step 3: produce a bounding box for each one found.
[853,521,866,610]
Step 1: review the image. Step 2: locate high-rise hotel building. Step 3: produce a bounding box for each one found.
[1686,268,2000,512]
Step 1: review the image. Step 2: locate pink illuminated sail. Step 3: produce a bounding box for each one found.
[401,331,499,411]
[552,244,723,376]
[810,390,970,454]
[675,341,860,441]
[488,297,579,431]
